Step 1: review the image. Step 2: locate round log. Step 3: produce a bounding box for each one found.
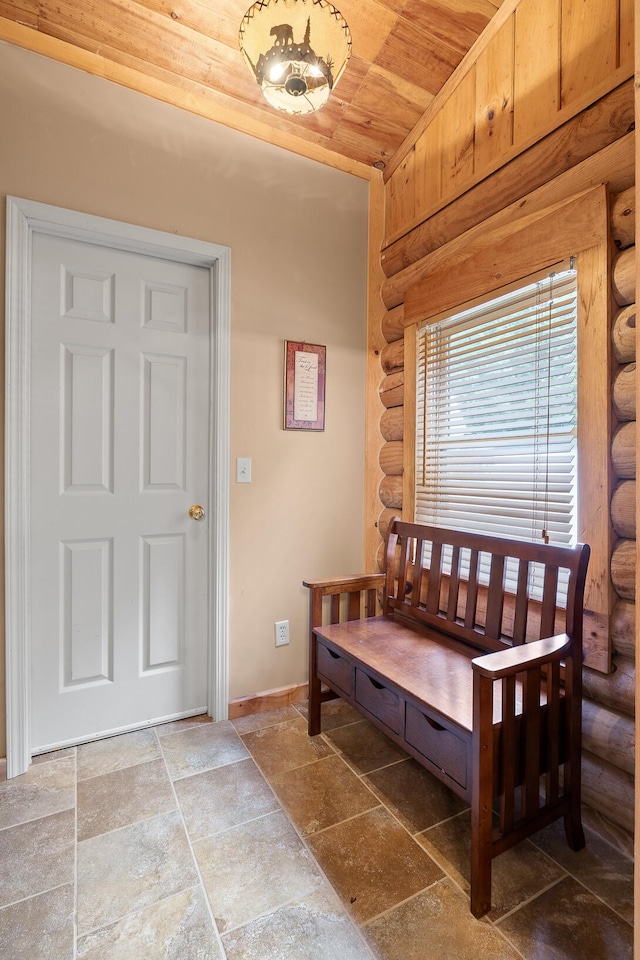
[580,805,634,859]
[583,654,635,717]
[582,698,635,775]
[611,481,636,538]
[612,363,636,421]
[611,422,636,478]
[581,749,635,835]
[610,186,635,251]
[610,538,635,600]
[382,305,405,343]
[376,539,403,574]
[611,304,636,363]
[379,441,403,476]
[382,264,410,311]
[612,246,635,306]
[379,474,403,509]
[611,598,635,659]
[381,339,404,375]
[379,372,404,408]
[380,406,403,441]
[377,507,399,539]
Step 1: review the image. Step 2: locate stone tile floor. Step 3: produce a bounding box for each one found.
[0,700,633,959]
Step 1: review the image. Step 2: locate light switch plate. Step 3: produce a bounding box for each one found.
[237,457,252,483]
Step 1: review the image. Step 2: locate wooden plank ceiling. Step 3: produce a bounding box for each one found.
[0,0,505,178]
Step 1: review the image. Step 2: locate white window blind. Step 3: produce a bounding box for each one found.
[415,266,578,597]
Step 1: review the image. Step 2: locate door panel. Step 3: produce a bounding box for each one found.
[61,344,114,492]
[61,538,113,686]
[141,533,185,671]
[29,233,211,751]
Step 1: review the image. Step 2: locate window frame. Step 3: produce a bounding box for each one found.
[401,184,613,671]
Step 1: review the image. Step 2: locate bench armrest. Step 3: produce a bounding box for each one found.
[304,574,384,630]
[471,633,572,680]
[302,574,385,594]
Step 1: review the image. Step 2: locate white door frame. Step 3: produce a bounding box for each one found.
[5,196,231,778]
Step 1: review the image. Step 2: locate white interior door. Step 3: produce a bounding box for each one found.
[28,232,212,752]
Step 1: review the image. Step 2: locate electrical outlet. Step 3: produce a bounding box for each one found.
[274,620,289,647]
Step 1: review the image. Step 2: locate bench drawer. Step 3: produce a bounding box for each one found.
[355,669,401,734]
[405,703,468,790]
[316,640,354,697]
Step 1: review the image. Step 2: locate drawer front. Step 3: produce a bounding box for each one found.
[355,669,401,734]
[405,703,468,790]
[316,641,354,697]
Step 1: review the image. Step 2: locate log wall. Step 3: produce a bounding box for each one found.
[581,183,637,853]
[368,2,636,852]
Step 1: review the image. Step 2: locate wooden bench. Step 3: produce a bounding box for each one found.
[304,518,590,918]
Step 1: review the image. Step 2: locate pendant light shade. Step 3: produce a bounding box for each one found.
[239,0,351,116]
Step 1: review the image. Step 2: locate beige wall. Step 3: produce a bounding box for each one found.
[0,42,369,753]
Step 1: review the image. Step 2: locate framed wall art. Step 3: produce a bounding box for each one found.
[284,340,326,430]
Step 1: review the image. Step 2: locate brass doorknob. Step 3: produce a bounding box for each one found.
[189,504,205,521]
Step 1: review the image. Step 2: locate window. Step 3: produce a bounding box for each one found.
[415,265,578,596]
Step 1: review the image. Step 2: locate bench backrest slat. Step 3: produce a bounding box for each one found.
[512,560,530,645]
[485,554,506,638]
[447,545,462,620]
[426,540,442,614]
[540,565,559,637]
[465,549,480,630]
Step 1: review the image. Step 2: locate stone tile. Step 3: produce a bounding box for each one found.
[295,698,363,731]
[231,705,303,735]
[0,883,74,960]
[77,757,176,841]
[417,810,566,921]
[363,757,468,834]
[77,886,224,960]
[174,757,279,842]
[306,806,444,923]
[364,878,521,960]
[159,721,249,780]
[222,885,375,960]
[323,720,408,775]
[0,749,74,783]
[531,819,634,924]
[497,876,634,960]
[240,717,335,780]
[0,754,75,830]
[270,754,380,836]
[155,715,214,739]
[0,809,75,908]
[77,729,161,780]
[31,747,76,766]
[194,809,324,933]
[77,810,199,935]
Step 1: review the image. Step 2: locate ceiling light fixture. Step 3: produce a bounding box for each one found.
[239,0,352,116]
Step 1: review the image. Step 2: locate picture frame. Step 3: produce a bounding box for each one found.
[284,340,326,430]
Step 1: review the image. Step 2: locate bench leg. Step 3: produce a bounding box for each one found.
[470,808,493,919]
[308,633,322,737]
[564,809,585,851]
[471,672,494,918]
[563,707,585,851]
